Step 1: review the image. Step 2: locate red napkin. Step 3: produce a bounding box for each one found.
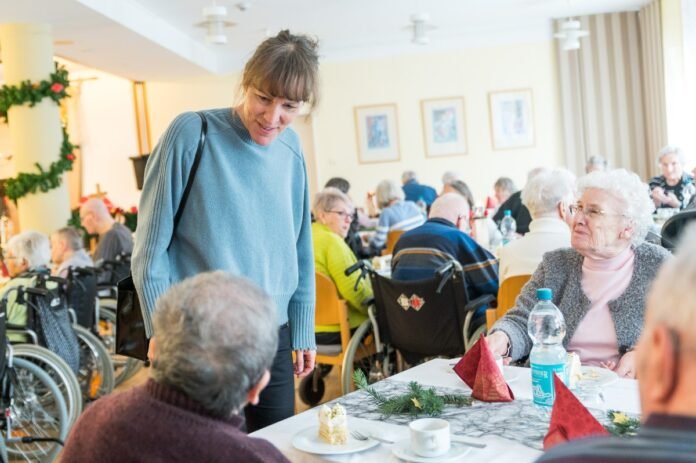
[543,373,609,449]
[453,336,514,402]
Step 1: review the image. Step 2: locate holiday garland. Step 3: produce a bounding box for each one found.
[0,66,76,201]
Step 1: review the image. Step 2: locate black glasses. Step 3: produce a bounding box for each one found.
[569,204,626,220]
[327,210,354,220]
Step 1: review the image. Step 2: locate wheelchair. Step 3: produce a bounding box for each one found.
[0,292,71,462]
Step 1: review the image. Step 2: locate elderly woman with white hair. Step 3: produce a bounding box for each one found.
[649,145,695,209]
[488,169,671,378]
[368,179,425,254]
[498,168,575,281]
[1,231,51,329]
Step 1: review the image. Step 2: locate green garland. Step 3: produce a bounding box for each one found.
[0,66,75,201]
[353,369,472,418]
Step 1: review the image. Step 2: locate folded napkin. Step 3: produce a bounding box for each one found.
[543,373,609,449]
[453,336,514,402]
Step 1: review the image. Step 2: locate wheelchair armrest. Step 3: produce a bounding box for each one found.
[24,286,50,297]
[463,294,496,313]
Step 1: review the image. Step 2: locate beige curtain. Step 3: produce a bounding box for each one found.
[557,3,667,180]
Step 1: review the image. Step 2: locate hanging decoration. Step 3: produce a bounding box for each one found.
[0,66,76,201]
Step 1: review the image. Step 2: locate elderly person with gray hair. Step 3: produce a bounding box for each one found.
[50,226,93,278]
[61,271,289,463]
[585,155,608,173]
[1,231,51,331]
[312,188,373,343]
[368,179,425,254]
[649,145,695,209]
[498,168,575,281]
[488,169,671,378]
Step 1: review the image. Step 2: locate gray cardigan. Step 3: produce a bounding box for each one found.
[491,242,671,361]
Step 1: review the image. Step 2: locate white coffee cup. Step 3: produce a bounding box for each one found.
[409,418,451,457]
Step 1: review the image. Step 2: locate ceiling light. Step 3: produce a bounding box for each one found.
[195,4,236,45]
[554,18,589,51]
[409,13,436,45]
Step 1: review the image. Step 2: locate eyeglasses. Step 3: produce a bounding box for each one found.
[327,210,354,220]
[569,204,626,220]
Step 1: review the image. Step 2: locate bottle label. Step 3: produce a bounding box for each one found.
[531,362,566,407]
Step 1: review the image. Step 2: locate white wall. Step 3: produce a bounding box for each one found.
[312,40,563,205]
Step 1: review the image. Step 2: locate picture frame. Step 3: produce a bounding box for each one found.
[420,97,467,157]
[354,104,400,164]
[488,89,535,150]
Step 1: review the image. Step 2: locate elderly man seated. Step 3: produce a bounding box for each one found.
[61,271,290,463]
[649,145,695,209]
[80,198,133,264]
[50,226,93,278]
[392,193,499,331]
[537,225,696,462]
[488,169,671,376]
[498,168,575,281]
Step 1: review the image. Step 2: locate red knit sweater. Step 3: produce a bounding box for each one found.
[61,379,290,463]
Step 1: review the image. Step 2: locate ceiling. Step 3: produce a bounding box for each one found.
[2,0,651,81]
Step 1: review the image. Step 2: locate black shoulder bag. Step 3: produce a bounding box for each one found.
[116,112,208,361]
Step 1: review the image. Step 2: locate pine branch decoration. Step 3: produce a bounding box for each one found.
[352,369,472,418]
[605,410,640,436]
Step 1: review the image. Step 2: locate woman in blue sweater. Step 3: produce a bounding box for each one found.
[133,30,319,431]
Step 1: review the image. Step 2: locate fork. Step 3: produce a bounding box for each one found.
[350,430,394,444]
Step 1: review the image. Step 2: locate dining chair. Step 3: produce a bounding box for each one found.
[486,274,531,330]
[298,272,375,406]
[382,230,404,256]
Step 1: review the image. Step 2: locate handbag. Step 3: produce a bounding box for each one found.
[116,111,208,361]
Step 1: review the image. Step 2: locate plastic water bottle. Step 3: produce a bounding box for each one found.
[528,288,568,408]
[499,210,516,245]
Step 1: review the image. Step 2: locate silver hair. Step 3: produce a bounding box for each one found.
[494,177,517,193]
[313,187,352,215]
[6,231,50,269]
[81,197,111,220]
[151,271,278,418]
[586,155,608,171]
[521,168,576,218]
[376,179,404,209]
[656,145,685,165]
[441,171,460,185]
[647,223,695,331]
[53,227,84,251]
[401,170,417,183]
[576,169,654,245]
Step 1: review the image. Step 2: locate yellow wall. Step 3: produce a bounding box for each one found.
[144,40,563,206]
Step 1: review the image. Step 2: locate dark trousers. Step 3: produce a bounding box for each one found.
[244,324,295,433]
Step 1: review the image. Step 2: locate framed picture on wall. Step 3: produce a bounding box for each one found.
[488,89,535,150]
[354,104,400,164]
[421,97,467,157]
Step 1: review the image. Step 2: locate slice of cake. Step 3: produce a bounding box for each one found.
[567,352,582,389]
[318,403,348,445]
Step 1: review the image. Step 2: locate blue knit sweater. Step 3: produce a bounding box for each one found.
[132,108,316,349]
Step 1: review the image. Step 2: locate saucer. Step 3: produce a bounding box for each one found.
[292,426,379,455]
[392,438,473,462]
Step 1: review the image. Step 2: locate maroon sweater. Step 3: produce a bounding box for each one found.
[61,379,290,463]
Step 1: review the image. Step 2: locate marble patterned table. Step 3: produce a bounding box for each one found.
[252,359,640,463]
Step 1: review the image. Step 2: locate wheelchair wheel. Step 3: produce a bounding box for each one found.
[298,374,325,407]
[5,357,70,463]
[74,324,115,401]
[12,344,82,427]
[98,305,143,385]
[340,318,377,395]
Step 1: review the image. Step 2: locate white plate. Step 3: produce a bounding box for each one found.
[392,438,473,462]
[292,426,380,455]
[577,366,618,387]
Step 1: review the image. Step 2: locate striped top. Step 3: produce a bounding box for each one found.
[369,201,426,253]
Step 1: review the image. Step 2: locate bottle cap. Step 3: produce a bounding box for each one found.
[504,210,512,216]
[537,288,552,300]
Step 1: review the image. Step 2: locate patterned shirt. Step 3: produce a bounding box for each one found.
[369,201,426,253]
[648,173,695,209]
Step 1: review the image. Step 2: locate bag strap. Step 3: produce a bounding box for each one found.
[167,111,208,250]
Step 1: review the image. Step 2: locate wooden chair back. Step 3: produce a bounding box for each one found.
[382,230,405,256]
[486,274,531,330]
[314,272,351,353]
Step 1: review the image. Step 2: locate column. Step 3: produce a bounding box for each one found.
[0,23,71,235]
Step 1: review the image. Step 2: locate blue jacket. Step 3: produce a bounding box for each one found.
[402,179,438,206]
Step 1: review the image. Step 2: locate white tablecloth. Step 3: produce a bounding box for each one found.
[251,359,640,463]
